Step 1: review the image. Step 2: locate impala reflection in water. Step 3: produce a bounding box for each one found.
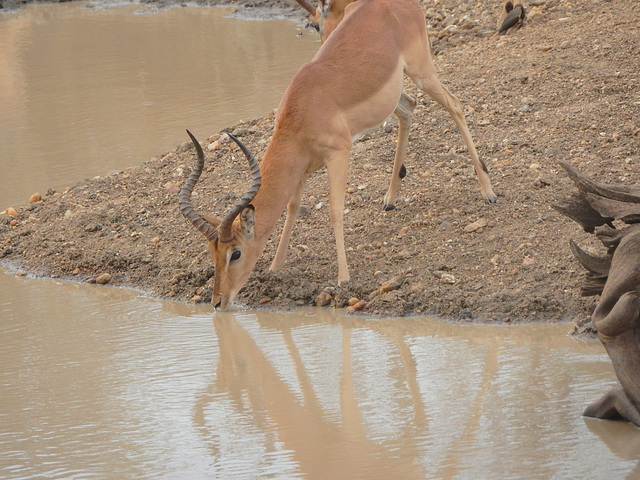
[195,309,636,479]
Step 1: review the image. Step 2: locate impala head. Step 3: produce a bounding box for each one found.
[179,130,261,311]
[294,0,350,41]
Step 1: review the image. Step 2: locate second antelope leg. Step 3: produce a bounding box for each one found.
[270,175,308,271]
[409,62,497,203]
[326,151,351,284]
[383,92,417,211]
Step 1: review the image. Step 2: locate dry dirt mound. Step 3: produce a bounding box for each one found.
[1,0,638,329]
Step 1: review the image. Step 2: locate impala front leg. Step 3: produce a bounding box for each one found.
[270,175,308,271]
[384,92,416,211]
[326,152,350,284]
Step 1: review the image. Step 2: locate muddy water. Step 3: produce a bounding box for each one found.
[0,2,318,208]
[2,3,640,478]
[2,270,640,479]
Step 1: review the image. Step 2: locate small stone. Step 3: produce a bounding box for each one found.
[231,127,251,137]
[165,183,181,195]
[439,273,456,284]
[10,219,18,227]
[438,220,453,230]
[95,273,112,285]
[347,299,366,312]
[533,177,551,188]
[315,291,332,307]
[4,207,18,217]
[463,217,488,233]
[259,296,272,305]
[150,236,161,244]
[380,275,404,294]
[29,192,42,204]
[522,256,535,266]
[348,297,360,306]
[191,295,202,302]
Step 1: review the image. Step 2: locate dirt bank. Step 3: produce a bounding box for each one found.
[1,0,638,331]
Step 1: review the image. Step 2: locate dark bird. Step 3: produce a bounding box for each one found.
[498,1,526,35]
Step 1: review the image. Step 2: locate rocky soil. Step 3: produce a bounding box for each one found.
[1,0,638,331]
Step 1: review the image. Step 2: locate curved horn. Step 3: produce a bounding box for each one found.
[295,0,317,16]
[219,133,262,243]
[179,130,218,241]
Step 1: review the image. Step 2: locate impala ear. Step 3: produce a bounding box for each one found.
[202,214,222,229]
[240,205,255,238]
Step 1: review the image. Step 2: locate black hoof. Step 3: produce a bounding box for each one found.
[486,196,498,204]
[383,204,396,211]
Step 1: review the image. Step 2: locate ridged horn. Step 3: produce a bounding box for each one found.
[558,161,640,204]
[179,130,218,241]
[295,0,317,16]
[219,133,262,243]
[569,238,611,276]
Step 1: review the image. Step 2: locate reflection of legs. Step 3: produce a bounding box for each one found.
[408,60,497,203]
[583,384,640,427]
[327,152,350,284]
[270,175,308,271]
[384,93,416,211]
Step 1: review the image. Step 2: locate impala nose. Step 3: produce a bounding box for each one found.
[214,299,222,309]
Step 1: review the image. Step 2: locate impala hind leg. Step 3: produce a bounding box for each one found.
[383,92,416,211]
[270,175,308,271]
[410,68,497,203]
[326,152,350,284]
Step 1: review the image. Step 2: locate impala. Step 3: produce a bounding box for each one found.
[181,0,497,310]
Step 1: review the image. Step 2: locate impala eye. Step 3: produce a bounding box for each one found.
[230,250,242,262]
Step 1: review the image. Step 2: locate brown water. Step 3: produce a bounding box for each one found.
[0,1,319,208]
[2,271,640,479]
[2,3,640,479]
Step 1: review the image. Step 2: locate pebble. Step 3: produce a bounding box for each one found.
[522,256,535,266]
[463,217,488,233]
[315,291,332,307]
[347,299,366,312]
[380,275,404,295]
[439,273,456,284]
[165,182,181,194]
[259,296,272,305]
[3,207,18,217]
[95,273,112,285]
[348,297,360,307]
[29,192,42,204]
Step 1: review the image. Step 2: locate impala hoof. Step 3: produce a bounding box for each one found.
[383,204,396,211]
[486,195,498,204]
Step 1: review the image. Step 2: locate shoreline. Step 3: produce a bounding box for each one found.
[1,0,638,335]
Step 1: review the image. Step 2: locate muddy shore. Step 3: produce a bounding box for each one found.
[1,0,638,332]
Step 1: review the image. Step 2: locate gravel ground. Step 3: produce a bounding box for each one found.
[1,0,638,332]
